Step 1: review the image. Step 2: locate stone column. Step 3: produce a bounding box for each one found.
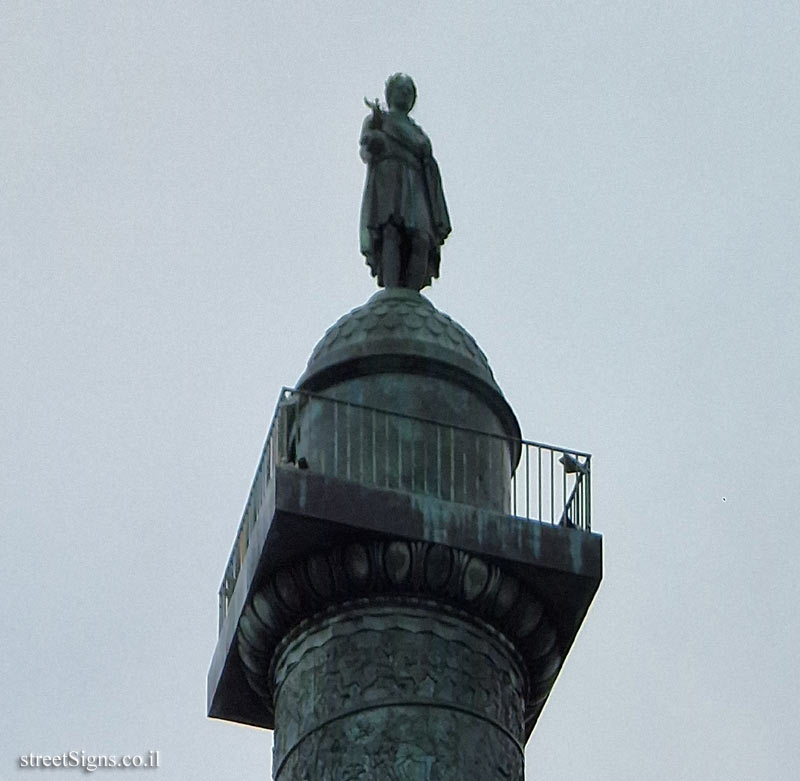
[271,600,526,780]
[208,289,602,778]
[237,539,562,781]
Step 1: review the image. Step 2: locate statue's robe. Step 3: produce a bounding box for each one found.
[360,111,451,288]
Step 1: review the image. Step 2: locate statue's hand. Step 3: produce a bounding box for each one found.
[363,130,386,156]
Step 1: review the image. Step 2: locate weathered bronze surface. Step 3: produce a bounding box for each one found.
[208,433,602,739]
[360,75,451,290]
[237,536,567,730]
[272,601,525,780]
[209,95,602,776]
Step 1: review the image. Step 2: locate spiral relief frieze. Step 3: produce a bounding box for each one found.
[271,602,527,780]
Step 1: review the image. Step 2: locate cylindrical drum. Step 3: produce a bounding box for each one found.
[289,378,514,513]
[290,288,523,516]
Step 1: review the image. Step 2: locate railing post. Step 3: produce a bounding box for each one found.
[411,420,416,493]
[537,446,542,522]
[474,432,479,504]
[359,405,364,484]
[276,393,286,464]
[461,448,467,503]
[586,458,592,531]
[436,426,442,499]
[371,409,377,485]
[512,468,517,517]
[525,444,530,519]
[346,402,352,481]
[487,434,493,506]
[449,427,455,503]
[333,402,339,478]
[423,422,428,495]
[384,413,389,488]
[398,418,403,490]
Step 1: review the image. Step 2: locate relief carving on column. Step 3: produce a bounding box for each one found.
[277,705,522,780]
[272,603,525,780]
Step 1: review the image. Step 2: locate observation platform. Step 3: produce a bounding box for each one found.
[207,388,602,737]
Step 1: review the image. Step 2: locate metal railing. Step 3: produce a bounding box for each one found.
[217,387,591,632]
[217,393,286,633]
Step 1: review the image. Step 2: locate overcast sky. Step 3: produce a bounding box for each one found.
[2,2,799,778]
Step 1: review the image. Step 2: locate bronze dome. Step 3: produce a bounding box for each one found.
[297,288,520,443]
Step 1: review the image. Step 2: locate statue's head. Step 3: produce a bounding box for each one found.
[385,73,416,113]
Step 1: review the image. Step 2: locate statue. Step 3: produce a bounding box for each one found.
[359,74,451,291]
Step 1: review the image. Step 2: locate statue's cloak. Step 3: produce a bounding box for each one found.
[360,112,451,287]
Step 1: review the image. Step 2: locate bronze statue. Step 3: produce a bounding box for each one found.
[359,74,451,290]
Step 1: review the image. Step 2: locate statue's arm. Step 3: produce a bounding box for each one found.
[360,116,386,163]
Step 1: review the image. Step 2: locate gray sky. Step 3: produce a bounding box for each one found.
[2,2,799,778]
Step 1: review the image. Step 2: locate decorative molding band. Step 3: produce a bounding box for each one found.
[237,538,561,726]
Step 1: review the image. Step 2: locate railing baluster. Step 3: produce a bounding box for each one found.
[371,409,377,486]
[346,402,352,481]
[398,418,403,490]
[436,426,442,498]
[582,475,586,529]
[449,427,455,502]
[525,444,530,519]
[581,473,585,529]
[486,437,490,509]
[586,461,592,531]
[512,467,517,516]
[333,401,339,478]
[474,432,480,504]
[537,446,542,522]
[411,421,416,493]
[462,448,467,503]
[423,423,428,494]
[294,392,300,466]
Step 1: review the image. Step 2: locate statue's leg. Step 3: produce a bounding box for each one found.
[381,224,403,288]
[405,234,430,291]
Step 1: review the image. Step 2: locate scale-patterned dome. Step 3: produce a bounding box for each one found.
[298,288,499,393]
